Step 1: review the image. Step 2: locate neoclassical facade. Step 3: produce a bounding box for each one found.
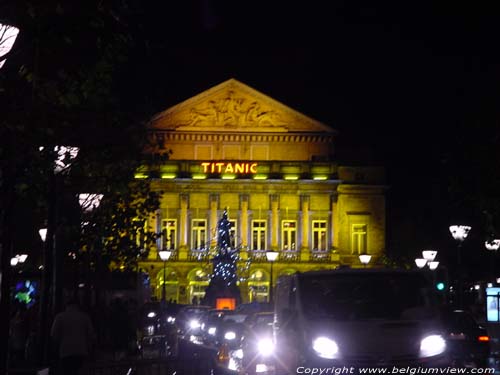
[138,79,386,304]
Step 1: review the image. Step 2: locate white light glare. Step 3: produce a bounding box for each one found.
[208,327,217,335]
[224,331,236,340]
[420,335,446,358]
[189,319,201,329]
[167,316,175,323]
[257,338,275,356]
[147,312,156,318]
[312,337,339,359]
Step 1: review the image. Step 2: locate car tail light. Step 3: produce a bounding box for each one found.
[218,343,230,364]
[478,336,490,342]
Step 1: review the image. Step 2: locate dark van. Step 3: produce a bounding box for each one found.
[272,268,450,373]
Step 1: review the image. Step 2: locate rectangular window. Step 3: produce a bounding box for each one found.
[281,220,297,250]
[312,220,327,251]
[351,224,367,254]
[192,219,207,250]
[251,220,267,250]
[229,219,238,249]
[161,219,177,250]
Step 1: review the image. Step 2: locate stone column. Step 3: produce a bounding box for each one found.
[240,194,249,259]
[300,195,310,261]
[271,195,279,250]
[331,195,338,249]
[210,194,219,247]
[179,194,189,260]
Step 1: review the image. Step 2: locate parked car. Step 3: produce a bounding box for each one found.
[213,312,250,373]
[137,301,182,358]
[440,309,490,367]
[175,305,213,344]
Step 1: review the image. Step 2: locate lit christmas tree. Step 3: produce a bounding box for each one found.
[202,208,242,306]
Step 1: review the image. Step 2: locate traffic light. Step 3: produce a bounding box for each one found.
[436,281,446,291]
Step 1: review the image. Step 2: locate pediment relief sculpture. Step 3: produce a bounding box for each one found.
[150,79,336,134]
[186,90,285,128]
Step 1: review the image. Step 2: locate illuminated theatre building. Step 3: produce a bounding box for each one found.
[139,79,386,304]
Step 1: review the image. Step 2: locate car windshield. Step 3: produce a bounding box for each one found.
[300,272,435,321]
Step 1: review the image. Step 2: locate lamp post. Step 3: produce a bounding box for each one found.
[159,249,172,303]
[449,225,471,308]
[359,254,372,268]
[38,145,79,364]
[78,194,103,307]
[485,239,500,283]
[266,250,279,304]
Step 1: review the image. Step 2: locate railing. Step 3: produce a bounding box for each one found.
[188,248,210,261]
[310,250,331,262]
[280,251,300,262]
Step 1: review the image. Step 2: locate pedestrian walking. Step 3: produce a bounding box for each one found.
[50,299,96,375]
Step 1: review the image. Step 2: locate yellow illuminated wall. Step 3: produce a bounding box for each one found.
[138,79,387,304]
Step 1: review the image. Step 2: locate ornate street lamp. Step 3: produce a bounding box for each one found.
[159,249,172,303]
[428,261,440,271]
[359,254,372,268]
[0,23,20,69]
[485,239,500,252]
[422,250,438,263]
[78,193,104,213]
[415,258,428,269]
[449,225,471,308]
[266,250,279,304]
[10,254,28,267]
[485,239,500,283]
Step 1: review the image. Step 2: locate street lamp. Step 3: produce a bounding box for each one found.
[485,239,500,283]
[422,250,437,263]
[159,249,172,303]
[428,261,440,271]
[10,254,28,267]
[449,225,471,308]
[485,239,500,252]
[415,258,428,269]
[359,254,372,268]
[0,23,20,69]
[266,250,279,304]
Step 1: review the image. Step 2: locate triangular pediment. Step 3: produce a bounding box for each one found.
[150,79,336,134]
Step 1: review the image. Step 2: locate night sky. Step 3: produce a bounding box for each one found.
[5,1,500,278]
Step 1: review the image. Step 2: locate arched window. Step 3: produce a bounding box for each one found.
[187,268,210,304]
[248,269,270,303]
[156,267,179,303]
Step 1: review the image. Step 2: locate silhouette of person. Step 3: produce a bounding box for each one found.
[50,299,96,375]
[9,306,29,365]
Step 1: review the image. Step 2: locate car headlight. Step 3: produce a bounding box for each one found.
[257,338,275,356]
[208,327,217,335]
[312,337,339,359]
[167,316,175,323]
[225,331,237,340]
[189,319,201,329]
[420,334,446,358]
[147,311,156,318]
